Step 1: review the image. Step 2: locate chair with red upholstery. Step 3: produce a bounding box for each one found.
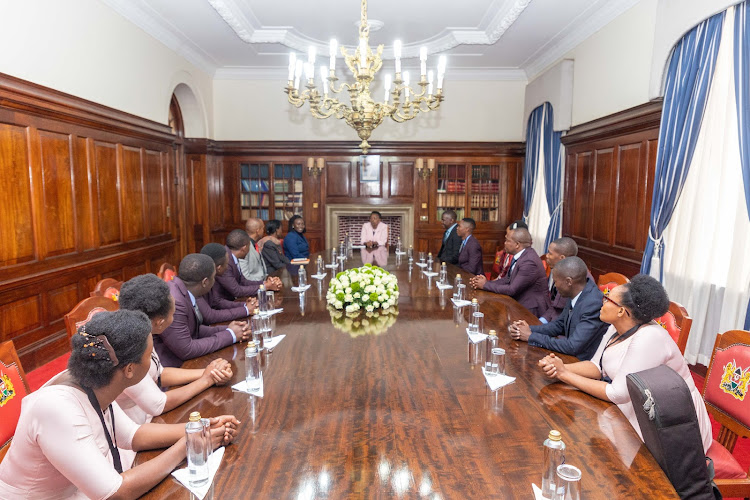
[702,329,750,498]
[89,278,122,301]
[488,249,512,280]
[541,253,550,278]
[655,301,692,355]
[597,272,629,295]
[64,296,119,340]
[0,341,30,463]
[157,263,177,282]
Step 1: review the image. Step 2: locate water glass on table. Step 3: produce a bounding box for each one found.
[471,312,484,335]
[456,283,466,302]
[488,347,505,376]
[554,464,581,500]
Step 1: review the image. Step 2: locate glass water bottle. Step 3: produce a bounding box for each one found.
[186,411,209,486]
[542,430,566,499]
[298,265,307,288]
[245,341,261,391]
[439,262,448,284]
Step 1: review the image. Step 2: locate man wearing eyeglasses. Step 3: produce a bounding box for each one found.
[509,256,609,360]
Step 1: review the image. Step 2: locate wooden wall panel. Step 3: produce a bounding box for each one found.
[388,161,415,199]
[0,74,180,371]
[562,100,662,280]
[325,161,353,199]
[94,142,121,246]
[0,123,34,267]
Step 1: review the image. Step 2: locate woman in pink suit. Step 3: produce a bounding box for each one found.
[360,211,388,248]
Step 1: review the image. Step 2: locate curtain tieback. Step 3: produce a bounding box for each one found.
[648,228,664,252]
[550,201,563,218]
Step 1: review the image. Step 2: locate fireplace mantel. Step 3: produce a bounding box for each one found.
[325,204,414,250]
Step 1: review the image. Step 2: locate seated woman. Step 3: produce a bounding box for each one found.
[0,310,240,499]
[261,219,291,273]
[538,274,712,452]
[360,211,388,248]
[283,214,309,259]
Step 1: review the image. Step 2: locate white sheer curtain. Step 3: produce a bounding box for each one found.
[662,7,750,365]
[527,110,551,254]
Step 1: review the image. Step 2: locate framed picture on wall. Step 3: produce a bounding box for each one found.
[359,155,380,182]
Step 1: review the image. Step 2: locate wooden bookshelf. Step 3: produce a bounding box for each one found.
[240,162,303,222]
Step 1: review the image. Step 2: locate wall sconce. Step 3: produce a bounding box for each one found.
[415,158,435,179]
[308,157,324,177]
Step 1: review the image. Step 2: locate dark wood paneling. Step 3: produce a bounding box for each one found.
[144,150,166,237]
[325,161,352,199]
[388,161,415,199]
[94,142,121,246]
[38,131,76,258]
[562,100,662,279]
[0,123,34,267]
[121,146,146,241]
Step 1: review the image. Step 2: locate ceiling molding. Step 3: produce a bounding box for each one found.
[208,0,531,58]
[101,0,219,75]
[522,0,640,81]
[214,67,528,81]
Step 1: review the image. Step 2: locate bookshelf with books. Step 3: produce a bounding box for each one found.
[239,162,303,223]
[436,164,467,221]
[435,163,505,224]
[272,164,304,221]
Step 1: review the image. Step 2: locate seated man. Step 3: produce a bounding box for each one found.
[539,236,591,323]
[216,229,281,303]
[200,243,257,323]
[470,227,550,316]
[457,217,484,276]
[493,219,528,279]
[360,211,388,248]
[155,253,250,367]
[437,210,461,265]
[240,217,268,281]
[508,256,609,360]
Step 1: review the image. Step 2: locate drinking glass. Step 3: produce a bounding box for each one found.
[472,312,484,335]
[407,247,413,260]
[489,347,505,376]
[554,464,581,500]
[456,283,466,301]
[419,252,425,264]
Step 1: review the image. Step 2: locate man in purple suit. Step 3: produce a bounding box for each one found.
[456,217,484,276]
[214,229,281,303]
[470,227,551,316]
[538,237,590,323]
[154,253,250,367]
[198,242,256,324]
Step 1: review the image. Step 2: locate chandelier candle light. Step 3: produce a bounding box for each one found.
[284,0,446,153]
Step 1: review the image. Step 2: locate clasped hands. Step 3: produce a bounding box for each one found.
[469,274,487,290]
[264,277,282,291]
[538,353,566,380]
[228,320,251,343]
[202,358,233,386]
[508,320,532,342]
[206,415,241,448]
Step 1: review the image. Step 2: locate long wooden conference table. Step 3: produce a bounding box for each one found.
[139,249,677,499]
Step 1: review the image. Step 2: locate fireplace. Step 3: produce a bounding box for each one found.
[325,204,414,250]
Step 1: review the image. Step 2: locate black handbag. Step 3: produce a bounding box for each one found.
[626,365,718,499]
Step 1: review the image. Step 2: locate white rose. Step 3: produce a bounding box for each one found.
[335,300,343,309]
[362,294,369,302]
[345,287,352,293]
[345,304,356,313]
[344,294,353,302]
[353,293,361,299]
[374,301,380,308]
[365,305,374,312]
[382,303,390,310]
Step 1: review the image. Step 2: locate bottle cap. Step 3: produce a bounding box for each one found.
[456,274,461,279]
[299,265,304,270]
[441,261,446,266]
[428,252,432,256]
[472,298,478,304]
[188,411,202,422]
[259,284,265,291]
[247,341,257,349]
[548,430,562,441]
[488,329,497,336]
[253,308,260,315]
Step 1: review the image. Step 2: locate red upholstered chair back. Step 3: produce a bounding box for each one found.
[597,272,629,295]
[490,250,512,280]
[0,341,30,463]
[541,254,550,277]
[158,263,177,282]
[655,301,692,355]
[64,296,119,340]
[90,278,123,298]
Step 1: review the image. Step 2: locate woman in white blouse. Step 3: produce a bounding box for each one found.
[538,274,712,452]
[0,310,240,499]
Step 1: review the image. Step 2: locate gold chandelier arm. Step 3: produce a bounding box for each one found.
[359,0,369,39]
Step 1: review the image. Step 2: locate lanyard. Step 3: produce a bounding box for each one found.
[151,351,162,388]
[599,323,642,383]
[82,385,123,473]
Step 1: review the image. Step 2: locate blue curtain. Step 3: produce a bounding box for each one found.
[734,1,750,328]
[542,103,564,252]
[640,12,725,280]
[522,105,545,222]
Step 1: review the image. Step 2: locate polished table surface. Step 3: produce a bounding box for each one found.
[139,249,677,499]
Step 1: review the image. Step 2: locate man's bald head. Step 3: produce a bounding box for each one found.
[509,228,532,247]
[553,256,588,284]
[245,218,264,239]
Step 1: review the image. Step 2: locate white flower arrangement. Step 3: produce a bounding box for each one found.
[325,264,399,313]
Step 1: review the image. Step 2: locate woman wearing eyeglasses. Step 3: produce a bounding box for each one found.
[538,274,712,452]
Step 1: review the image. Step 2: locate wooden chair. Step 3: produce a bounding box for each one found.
[702,329,750,498]
[0,341,30,463]
[157,263,177,282]
[89,278,122,300]
[489,249,511,280]
[654,301,692,355]
[597,272,629,294]
[64,296,119,340]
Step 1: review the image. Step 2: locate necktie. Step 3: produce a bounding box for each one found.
[507,258,517,277]
[443,228,450,243]
[460,238,467,253]
[193,302,203,325]
[550,283,558,301]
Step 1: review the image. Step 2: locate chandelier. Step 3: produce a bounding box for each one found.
[284,0,446,154]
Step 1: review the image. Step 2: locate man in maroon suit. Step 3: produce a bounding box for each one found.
[214,229,281,303]
[198,242,256,324]
[538,236,590,323]
[457,217,484,276]
[154,253,250,368]
[470,227,551,317]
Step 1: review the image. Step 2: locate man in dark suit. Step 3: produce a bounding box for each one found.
[239,217,268,281]
[199,243,256,324]
[215,229,281,303]
[470,227,551,316]
[538,236,590,323]
[509,256,609,360]
[154,253,250,368]
[456,217,484,276]
[437,210,461,264]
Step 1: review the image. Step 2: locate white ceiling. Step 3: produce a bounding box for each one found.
[102,0,640,81]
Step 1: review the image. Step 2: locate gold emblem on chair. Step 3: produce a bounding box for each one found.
[0,372,16,407]
[720,361,750,401]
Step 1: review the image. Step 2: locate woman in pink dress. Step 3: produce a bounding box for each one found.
[360,211,389,248]
[0,310,240,499]
[538,274,712,452]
